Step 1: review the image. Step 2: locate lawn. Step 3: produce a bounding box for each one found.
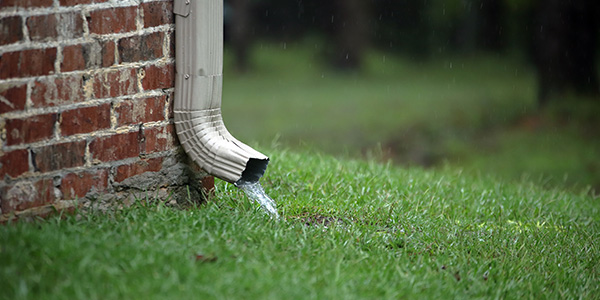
[2,40,599,299]
[1,149,598,299]
[222,40,600,191]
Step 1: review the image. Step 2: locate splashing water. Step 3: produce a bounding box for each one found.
[236,180,279,219]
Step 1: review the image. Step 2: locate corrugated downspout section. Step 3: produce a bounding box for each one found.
[173,0,268,184]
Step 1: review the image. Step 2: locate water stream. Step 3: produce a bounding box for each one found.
[236,180,280,219]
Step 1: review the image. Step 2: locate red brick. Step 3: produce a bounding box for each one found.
[88,7,137,35]
[93,68,138,98]
[201,176,215,193]
[1,0,53,8]
[0,48,57,79]
[101,40,116,67]
[118,31,164,63]
[61,40,109,72]
[89,131,143,162]
[142,1,173,28]
[0,149,29,179]
[61,40,114,71]
[0,52,19,79]
[59,12,84,39]
[32,140,86,173]
[28,13,84,41]
[142,63,174,91]
[60,0,91,5]
[27,14,57,41]
[60,103,111,136]
[59,0,109,6]
[61,169,108,199]
[116,95,166,126]
[1,178,55,214]
[0,16,23,46]
[61,44,85,72]
[115,157,163,182]
[0,83,27,113]
[143,124,176,154]
[31,75,84,107]
[6,113,56,146]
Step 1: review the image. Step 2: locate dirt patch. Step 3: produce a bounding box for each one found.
[288,213,348,228]
[365,124,444,167]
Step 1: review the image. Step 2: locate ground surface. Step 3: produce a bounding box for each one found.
[1,149,598,299]
[222,41,600,192]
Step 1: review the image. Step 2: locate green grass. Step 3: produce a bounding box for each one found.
[223,41,536,151]
[222,40,600,191]
[1,149,599,299]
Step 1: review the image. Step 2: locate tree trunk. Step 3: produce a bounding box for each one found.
[533,0,600,105]
[331,0,369,70]
[455,0,506,53]
[229,0,253,72]
[477,0,506,51]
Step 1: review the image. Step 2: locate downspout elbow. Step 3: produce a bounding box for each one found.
[173,0,268,184]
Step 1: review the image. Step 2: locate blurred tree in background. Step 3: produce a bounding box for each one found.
[532,0,599,105]
[330,0,369,69]
[222,0,600,191]
[227,0,254,72]
[224,0,599,104]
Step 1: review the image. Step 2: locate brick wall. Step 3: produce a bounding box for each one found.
[0,0,212,221]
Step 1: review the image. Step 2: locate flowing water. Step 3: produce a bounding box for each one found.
[236,180,280,219]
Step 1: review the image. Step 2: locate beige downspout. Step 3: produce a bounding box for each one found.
[173,0,269,185]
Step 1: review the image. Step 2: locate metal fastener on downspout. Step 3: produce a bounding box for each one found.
[173,0,269,185]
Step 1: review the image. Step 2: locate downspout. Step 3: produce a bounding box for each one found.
[173,0,269,185]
